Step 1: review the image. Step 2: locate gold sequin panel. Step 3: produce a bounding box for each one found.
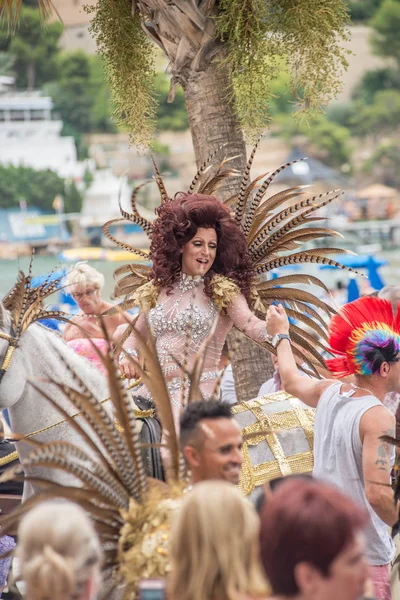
[232,391,315,496]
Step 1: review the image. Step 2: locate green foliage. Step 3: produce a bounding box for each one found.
[278,114,352,168]
[47,51,93,133]
[268,70,295,116]
[352,67,400,104]
[348,0,382,21]
[350,89,400,135]
[154,73,189,131]
[0,51,14,76]
[83,168,94,189]
[0,7,63,89]
[309,118,352,168]
[215,0,351,135]
[362,141,400,187]
[0,165,83,212]
[86,0,156,148]
[150,139,170,155]
[42,51,116,155]
[89,55,117,133]
[371,0,400,65]
[326,102,358,128]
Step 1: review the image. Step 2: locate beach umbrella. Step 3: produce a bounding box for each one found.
[347,277,360,302]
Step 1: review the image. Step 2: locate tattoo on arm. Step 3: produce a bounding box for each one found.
[375,429,395,471]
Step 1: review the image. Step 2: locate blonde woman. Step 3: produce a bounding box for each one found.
[63,262,133,376]
[17,501,102,600]
[169,481,269,600]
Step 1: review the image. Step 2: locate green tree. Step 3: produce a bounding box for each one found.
[44,51,116,150]
[1,7,63,89]
[348,0,382,21]
[0,51,14,76]
[89,55,117,133]
[278,115,352,168]
[371,0,400,66]
[362,141,400,187]
[154,73,189,131]
[0,165,83,213]
[310,119,352,168]
[352,67,400,104]
[48,51,93,132]
[350,89,400,136]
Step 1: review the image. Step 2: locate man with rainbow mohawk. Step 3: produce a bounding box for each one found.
[266,296,400,600]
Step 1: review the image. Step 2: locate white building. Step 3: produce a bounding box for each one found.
[0,91,89,181]
[81,169,154,226]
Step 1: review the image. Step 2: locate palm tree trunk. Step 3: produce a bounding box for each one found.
[183,64,245,181]
[182,63,273,402]
[27,61,35,91]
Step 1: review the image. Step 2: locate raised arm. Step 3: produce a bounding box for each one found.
[265,304,332,407]
[361,406,397,527]
[226,293,271,343]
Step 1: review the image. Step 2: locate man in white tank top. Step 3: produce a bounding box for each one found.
[266,296,400,600]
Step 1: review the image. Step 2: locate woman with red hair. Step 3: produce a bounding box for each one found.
[259,477,370,600]
[119,193,270,424]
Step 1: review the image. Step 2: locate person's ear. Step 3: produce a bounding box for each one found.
[183,445,200,468]
[379,362,390,378]
[294,562,321,596]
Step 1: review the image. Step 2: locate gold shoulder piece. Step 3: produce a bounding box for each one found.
[133,281,159,312]
[250,287,266,313]
[210,274,240,314]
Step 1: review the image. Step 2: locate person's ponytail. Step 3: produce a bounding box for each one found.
[23,545,75,600]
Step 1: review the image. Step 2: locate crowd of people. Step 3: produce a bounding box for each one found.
[1,385,398,599]
[2,186,400,600]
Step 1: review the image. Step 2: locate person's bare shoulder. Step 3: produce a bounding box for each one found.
[360,404,395,439]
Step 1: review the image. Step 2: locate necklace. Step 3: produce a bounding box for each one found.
[350,383,376,397]
[177,272,204,293]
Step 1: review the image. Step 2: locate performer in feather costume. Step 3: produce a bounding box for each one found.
[105,146,351,423]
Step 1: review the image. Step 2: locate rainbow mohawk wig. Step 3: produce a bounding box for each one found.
[326,296,400,377]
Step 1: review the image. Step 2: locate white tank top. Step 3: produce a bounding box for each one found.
[313,382,395,565]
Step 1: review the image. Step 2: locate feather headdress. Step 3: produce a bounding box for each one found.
[326,296,400,377]
[104,147,356,374]
[2,256,67,335]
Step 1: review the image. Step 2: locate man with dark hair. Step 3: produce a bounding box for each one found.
[180,400,243,485]
[266,297,400,600]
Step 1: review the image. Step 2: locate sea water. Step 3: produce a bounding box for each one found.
[1,250,400,303]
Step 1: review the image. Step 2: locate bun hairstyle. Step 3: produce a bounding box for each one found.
[150,194,254,300]
[18,502,102,600]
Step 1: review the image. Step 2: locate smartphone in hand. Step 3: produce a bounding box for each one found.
[138,578,166,600]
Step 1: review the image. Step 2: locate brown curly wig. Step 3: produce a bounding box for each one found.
[150,194,255,301]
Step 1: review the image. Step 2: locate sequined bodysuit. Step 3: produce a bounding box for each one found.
[128,273,269,424]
